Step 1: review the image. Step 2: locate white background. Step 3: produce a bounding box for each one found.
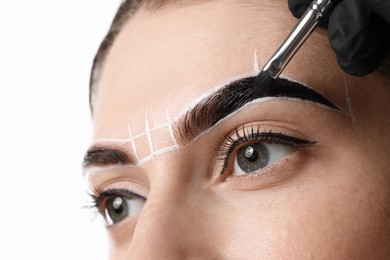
[0,1,121,259]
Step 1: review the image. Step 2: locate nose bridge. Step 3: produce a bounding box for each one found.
[127,185,207,258]
[129,190,188,258]
[122,157,219,259]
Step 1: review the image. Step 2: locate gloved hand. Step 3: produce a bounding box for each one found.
[288,0,390,76]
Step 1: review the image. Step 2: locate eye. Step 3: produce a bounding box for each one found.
[104,196,145,225]
[93,189,146,226]
[233,142,293,175]
[219,127,314,177]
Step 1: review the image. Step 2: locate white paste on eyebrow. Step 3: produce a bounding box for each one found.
[154,145,180,156]
[126,123,169,141]
[166,109,178,147]
[131,132,146,140]
[129,122,170,141]
[137,145,180,167]
[93,72,344,160]
[343,75,356,123]
[92,53,349,167]
[174,50,260,120]
[91,123,169,145]
[254,49,260,73]
[175,72,257,121]
[186,93,347,144]
[279,74,311,88]
[137,154,153,167]
[174,72,345,127]
[128,123,140,161]
[188,96,277,143]
[145,114,154,155]
[279,74,348,114]
[151,123,170,131]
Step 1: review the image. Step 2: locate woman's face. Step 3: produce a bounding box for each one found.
[85,1,390,258]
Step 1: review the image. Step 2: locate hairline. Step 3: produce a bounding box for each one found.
[89,0,210,112]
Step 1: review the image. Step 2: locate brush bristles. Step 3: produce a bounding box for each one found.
[254,70,274,89]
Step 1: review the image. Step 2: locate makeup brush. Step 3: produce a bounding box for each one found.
[254,0,336,87]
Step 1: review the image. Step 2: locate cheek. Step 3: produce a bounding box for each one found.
[283,163,390,258]
[211,158,390,258]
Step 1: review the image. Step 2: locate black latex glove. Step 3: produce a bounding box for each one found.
[288,0,390,76]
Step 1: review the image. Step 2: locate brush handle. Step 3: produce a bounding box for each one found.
[262,0,334,78]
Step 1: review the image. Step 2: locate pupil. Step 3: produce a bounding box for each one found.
[245,146,258,162]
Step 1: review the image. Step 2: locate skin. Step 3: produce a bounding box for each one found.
[86,1,390,259]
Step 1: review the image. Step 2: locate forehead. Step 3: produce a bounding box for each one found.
[92,1,344,140]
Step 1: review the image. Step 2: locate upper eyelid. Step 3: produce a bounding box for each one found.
[87,169,151,209]
[93,188,146,207]
[218,128,314,175]
[225,131,314,152]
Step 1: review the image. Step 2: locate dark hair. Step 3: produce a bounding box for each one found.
[89,0,194,110]
[89,0,142,110]
[89,0,390,110]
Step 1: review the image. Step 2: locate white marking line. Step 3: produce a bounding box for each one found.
[174,73,345,126]
[166,109,178,147]
[343,75,356,123]
[151,123,169,131]
[131,124,169,140]
[92,68,349,168]
[132,132,146,140]
[137,154,153,167]
[186,94,344,145]
[154,145,180,156]
[175,72,256,121]
[253,49,260,73]
[173,50,277,121]
[279,75,349,114]
[93,73,344,154]
[188,97,277,143]
[137,145,180,166]
[128,123,140,161]
[145,114,154,155]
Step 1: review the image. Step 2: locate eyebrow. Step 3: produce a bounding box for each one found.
[83,76,339,170]
[83,146,137,169]
[176,76,339,142]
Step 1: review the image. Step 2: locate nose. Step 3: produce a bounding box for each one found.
[122,188,217,259]
[112,163,222,259]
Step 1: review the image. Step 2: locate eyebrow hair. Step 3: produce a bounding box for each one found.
[176,76,339,142]
[82,146,136,169]
[83,76,338,169]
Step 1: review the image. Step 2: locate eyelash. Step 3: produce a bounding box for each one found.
[85,128,314,218]
[88,188,145,217]
[217,126,315,175]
